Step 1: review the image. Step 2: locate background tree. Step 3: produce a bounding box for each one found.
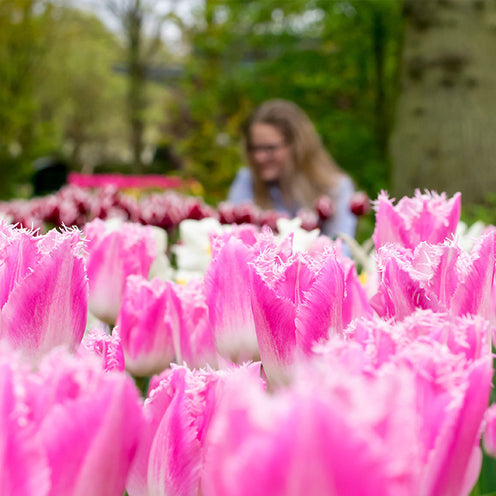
[104,0,177,172]
[0,0,404,203]
[0,0,52,197]
[38,5,127,171]
[390,0,496,204]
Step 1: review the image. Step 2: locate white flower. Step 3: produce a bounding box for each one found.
[148,226,173,280]
[276,217,320,253]
[172,218,224,281]
[455,220,486,253]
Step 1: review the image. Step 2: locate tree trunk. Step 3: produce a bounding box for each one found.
[372,7,388,155]
[127,0,146,173]
[390,0,496,204]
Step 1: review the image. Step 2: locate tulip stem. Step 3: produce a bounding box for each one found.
[133,375,150,398]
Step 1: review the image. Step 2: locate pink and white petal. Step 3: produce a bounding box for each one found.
[295,253,345,353]
[452,230,496,322]
[40,375,142,496]
[80,326,125,372]
[0,233,88,358]
[205,238,258,362]
[0,230,39,310]
[420,357,492,496]
[117,276,174,377]
[0,362,50,496]
[373,192,410,249]
[483,404,496,457]
[147,370,202,496]
[250,268,297,383]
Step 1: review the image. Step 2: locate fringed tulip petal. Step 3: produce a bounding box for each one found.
[0,230,87,359]
[0,361,50,496]
[85,219,157,324]
[372,246,434,320]
[117,276,174,377]
[295,252,345,349]
[27,351,143,496]
[205,238,258,362]
[420,357,493,496]
[80,326,125,372]
[452,230,496,323]
[483,404,496,458]
[373,191,461,250]
[39,377,142,496]
[250,267,297,383]
[146,369,202,496]
[128,365,248,496]
[203,363,420,496]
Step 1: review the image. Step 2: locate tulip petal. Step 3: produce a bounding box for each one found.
[40,374,142,496]
[117,276,174,377]
[250,267,296,382]
[147,369,202,496]
[0,231,87,358]
[295,253,345,351]
[421,357,492,496]
[0,362,50,496]
[205,238,258,362]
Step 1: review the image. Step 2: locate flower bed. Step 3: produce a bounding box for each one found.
[0,189,495,496]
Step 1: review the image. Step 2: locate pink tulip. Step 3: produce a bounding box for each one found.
[0,355,50,496]
[163,278,218,369]
[346,310,491,368]
[116,275,175,377]
[373,190,461,250]
[483,404,496,458]
[84,218,157,324]
[79,325,125,372]
[0,340,143,496]
[418,356,492,496]
[203,321,491,496]
[209,224,259,256]
[180,278,218,367]
[0,225,87,359]
[127,364,260,496]
[203,361,420,496]
[205,237,259,363]
[371,231,496,322]
[250,244,372,383]
[325,311,493,496]
[25,348,143,496]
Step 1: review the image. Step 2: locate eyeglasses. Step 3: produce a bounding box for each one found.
[247,142,287,155]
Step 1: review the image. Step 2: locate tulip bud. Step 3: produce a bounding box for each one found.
[316,195,334,221]
[350,191,370,217]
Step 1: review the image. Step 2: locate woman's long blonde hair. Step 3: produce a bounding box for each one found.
[243,99,343,211]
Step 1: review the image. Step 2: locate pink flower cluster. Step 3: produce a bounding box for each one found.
[1,189,496,496]
[68,172,194,190]
[0,186,217,231]
[0,184,370,234]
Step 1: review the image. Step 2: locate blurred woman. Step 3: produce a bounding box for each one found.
[228,99,356,238]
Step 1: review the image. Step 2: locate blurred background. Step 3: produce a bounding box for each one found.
[1,0,496,222]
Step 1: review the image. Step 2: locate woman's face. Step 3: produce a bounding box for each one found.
[248,123,291,182]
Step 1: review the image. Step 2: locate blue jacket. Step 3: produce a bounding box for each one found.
[227,167,357,239]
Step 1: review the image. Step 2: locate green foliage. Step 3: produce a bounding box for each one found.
[0,0,54,197]
[0,1,404,202]
[38,6,127,167]
[470,448,496,495]
[462,194,496,229]
[0,2,133,197]
[165,0,404,203]
[0,147,32,199]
